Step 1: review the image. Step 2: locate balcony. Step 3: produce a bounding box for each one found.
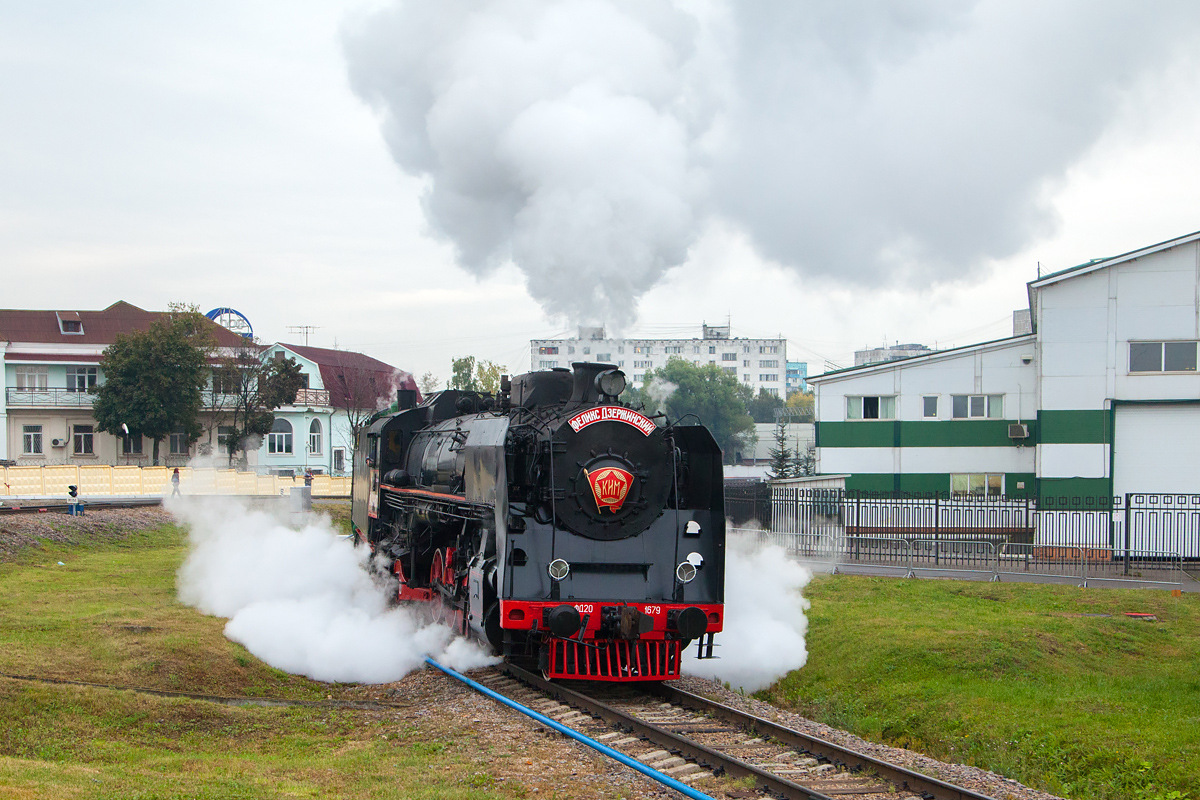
[6,388,96,407]
[7,387,333,410]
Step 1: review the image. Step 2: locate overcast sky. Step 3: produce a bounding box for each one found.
[6,1,1200,382]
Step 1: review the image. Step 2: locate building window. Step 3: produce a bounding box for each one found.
[567,346,575,354]
[633,373,643,382]
[268,419,293,454]
[66,366,98,392]
[1130,341,1198,372]
[692,346,700,354]
[758,374,779,382]
[708,346,716,354]
[23,425,42,454]
[216,426,236,451]
[596,353,611,361]
[15,366,49,390]
[743,345,751,353]
[333,448,346,473]
[760,360,779,368]
[847,396,896,420]
[723,367,737,375]
[951,394,1003,419]
[122,434,143,455]
[539,360,558,369]
[664,346,682,354]
[743,360,750,367]
[923,396,938,418]
[634,360,653,368]
[618,346,624,354]
[951,473,1003,497]
[169,430,189,455]
[760,346,779,354]
[308,419,322,454]
[618,360,625,367]
[538,346,559,355]
[57,313,84,334]
[213,367,240,394]
[73,425,94,455]
[721,353,737,361]
[582,346,590,355]
[633,345,651,354]
[764,387,780,396]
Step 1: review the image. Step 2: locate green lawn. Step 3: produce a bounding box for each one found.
[763,576,1200,800]
[0,521,521,799]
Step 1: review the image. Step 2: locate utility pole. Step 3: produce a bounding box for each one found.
[287,325,320,346]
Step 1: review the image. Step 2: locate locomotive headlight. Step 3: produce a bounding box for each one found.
[595,369,627,397]
[676,560,698,583]
[548,558,571,581]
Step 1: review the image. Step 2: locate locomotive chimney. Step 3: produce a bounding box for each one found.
[569,361,615,405]
[396,388,417,409]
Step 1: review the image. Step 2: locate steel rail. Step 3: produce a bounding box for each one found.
[426,658,719,800]
[651,682,999,800]
[500,663,838,800]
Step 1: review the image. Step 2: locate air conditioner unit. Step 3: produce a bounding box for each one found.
[1008,424,1030,439]
[51,438,66,447]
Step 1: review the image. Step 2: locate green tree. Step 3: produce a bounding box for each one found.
[792,442,817,477]
[215,344,307,466]
[449,356,507,393]
[92,305,215,466]
[747,387,785,423]
[642,358,755,464]
[450,356,478,391]
[766,420,794,480]
[418,371,440,395]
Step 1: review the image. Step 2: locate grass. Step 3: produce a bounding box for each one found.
[0,515,531,799]
[762,575,1200,800]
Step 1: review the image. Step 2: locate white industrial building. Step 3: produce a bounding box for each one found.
[810,228,1200,503]
[530,324,788,396]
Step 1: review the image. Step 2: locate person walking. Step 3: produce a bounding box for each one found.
[171,468,181,497]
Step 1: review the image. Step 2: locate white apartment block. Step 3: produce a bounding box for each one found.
[530,325,788,397]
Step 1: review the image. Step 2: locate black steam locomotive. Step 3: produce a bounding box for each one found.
[350,362,724,681]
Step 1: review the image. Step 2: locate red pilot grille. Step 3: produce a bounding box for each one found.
[546,639,682,681]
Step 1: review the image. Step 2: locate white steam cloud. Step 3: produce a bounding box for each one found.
[344,1,1200,322]
[172,497,498,684]
[683,532,811,693]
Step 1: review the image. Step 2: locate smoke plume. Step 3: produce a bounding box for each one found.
[172,497,497,683]
[344,1,1200,320]
[683,532,811,693]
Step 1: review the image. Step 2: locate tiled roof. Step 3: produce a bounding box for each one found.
[0,301,248,348]
[278,344,421,410]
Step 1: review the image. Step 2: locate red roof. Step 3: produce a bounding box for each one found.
[0,301,249,348]
[280,343,421,410]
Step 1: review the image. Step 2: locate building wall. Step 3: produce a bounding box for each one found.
[1035,240,1200,498]
[530,330,787,397]
[814,337,1037,496]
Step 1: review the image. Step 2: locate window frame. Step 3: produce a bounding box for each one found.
[1129,340,1198,373]
[169,431,189,455]
[66,366,98,393]
[15,366,49,390]
[308,419,322,455]
[268,419,293,455]
[846,395,896,420]
[23,425,43,455]
[73,424,94,455]
[951,394,1004,419]
[922,395,938,418]
[122,434,143,455]
[950,472,1004,498]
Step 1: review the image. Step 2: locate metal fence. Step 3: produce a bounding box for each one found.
[738,528,1187,587]
[724,484,1200,587]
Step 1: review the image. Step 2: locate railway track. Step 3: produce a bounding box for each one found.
[0,498,164,515]
[459,663,998,800]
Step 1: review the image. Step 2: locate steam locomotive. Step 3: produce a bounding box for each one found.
[350,362,724,681]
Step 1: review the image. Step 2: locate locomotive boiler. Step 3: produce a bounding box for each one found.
[350,362,725,681]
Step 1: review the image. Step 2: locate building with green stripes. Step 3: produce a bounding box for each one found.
[810,228,1200,502]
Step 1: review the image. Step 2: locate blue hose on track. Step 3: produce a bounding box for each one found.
[425,657,717,800]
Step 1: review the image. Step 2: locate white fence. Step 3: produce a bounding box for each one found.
[0,465,351,498]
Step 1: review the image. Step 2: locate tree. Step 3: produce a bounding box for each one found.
[92,305,215,466]
[215,344,306,466]
[642,358,755,464]
[784,390,815,422]
[747,388,785,423]
[449,356,507,393]
[450,356,477,390]
[418,371,440,395]
[792,443,817,477]
[766,420,794,480]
